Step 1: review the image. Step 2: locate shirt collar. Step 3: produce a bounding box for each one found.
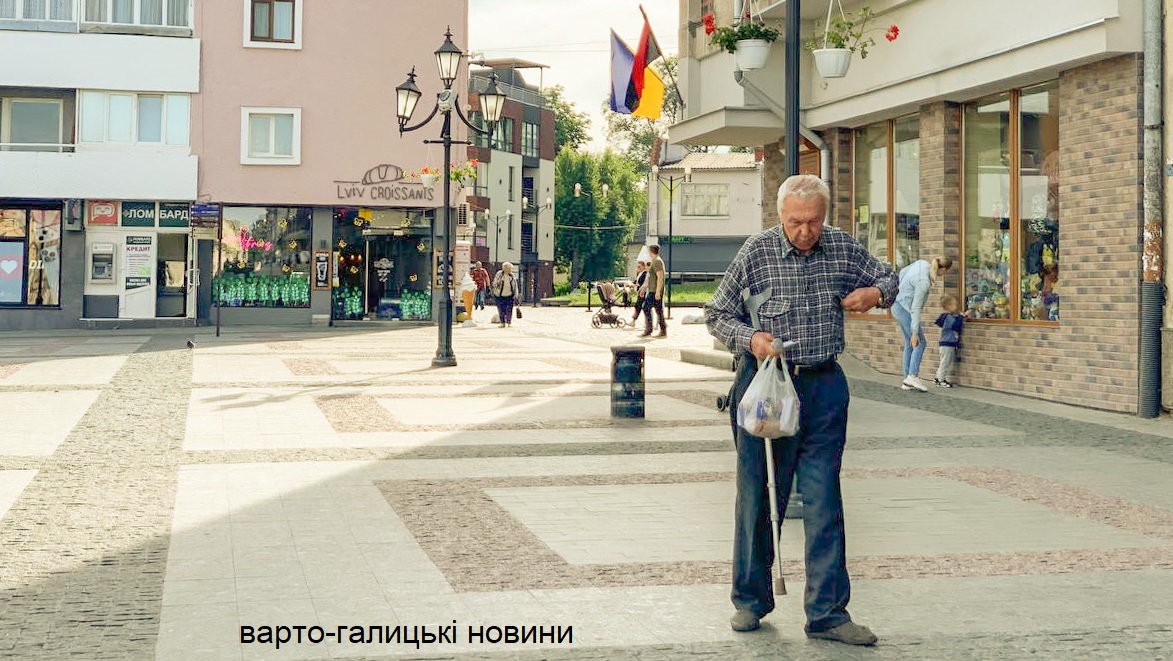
[779,226,824,257]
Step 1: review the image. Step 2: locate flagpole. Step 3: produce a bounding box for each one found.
[638,4,685,110]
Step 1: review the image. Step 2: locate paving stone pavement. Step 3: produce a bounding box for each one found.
[0,306,1170,660]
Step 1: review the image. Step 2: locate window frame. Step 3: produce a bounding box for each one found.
[243,0,302,49]
[679,182,730,218]
[522,122,539,158]
[850,114,921,271]
[77,90,190,148]
[0,0,74,21]
[0,97,65,152]
[960,83,1060,327]
[83,0,190,28]
[0,208,62,308]
[240,107,302,165]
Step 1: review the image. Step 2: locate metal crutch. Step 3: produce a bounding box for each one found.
[765,338,798,596]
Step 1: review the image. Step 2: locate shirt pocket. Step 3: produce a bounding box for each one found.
[756,297,792,337]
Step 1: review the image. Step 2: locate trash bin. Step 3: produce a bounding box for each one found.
[611,345,645,418]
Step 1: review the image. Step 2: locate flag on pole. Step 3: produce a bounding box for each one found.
[609,15,666,120]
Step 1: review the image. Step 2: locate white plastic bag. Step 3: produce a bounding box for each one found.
[736,356,800,439]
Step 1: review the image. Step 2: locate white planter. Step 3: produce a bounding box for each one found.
[419,173,440,187]
[734,39,771,71]
[460,176,475,188]
[812,48,852,78]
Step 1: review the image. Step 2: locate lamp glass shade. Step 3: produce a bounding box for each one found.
[480,74,507,123]
[395,72,422,122]
[435,29,464,87]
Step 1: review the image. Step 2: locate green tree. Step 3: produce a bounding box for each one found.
[554,149,645,289]
[543,85,591,155]
[603,56,685,173]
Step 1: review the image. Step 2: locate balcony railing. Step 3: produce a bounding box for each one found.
[470,74,545,108]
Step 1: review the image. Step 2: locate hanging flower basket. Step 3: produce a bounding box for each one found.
[812,48,852,78]
[419,173,440,187]
[734,39,771,71]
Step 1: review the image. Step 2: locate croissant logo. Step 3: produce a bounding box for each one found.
[361,164,405,186]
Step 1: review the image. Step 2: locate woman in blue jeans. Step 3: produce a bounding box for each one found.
[891,256,953,392]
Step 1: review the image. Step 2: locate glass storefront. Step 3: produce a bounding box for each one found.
[331,207,435,320]
[215,206,312,308]
[0,208,61,307]
[963,81,1059,322]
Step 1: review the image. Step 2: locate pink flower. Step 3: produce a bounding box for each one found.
[703,13,716,36]
[885,24,899,42]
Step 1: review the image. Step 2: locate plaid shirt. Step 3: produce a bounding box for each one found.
[706,225,898,366]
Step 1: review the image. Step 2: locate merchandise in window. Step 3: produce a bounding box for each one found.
[251,0,294,42]
[215,207,312,308]
[963,82,1059,323]
[0,208,61,307]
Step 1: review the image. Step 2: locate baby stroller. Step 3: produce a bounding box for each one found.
[591,282,630,328]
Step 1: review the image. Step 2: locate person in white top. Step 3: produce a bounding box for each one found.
[891,256,953,392]
[490,261,519,327]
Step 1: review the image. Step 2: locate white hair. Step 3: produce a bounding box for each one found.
[776,174,831,216]
[501,261,514,273]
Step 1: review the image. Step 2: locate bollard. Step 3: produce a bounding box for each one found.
[610,346,645,418]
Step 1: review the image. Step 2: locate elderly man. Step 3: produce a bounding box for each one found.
[706,174,898,646]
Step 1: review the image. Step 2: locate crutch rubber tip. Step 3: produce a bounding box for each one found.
[775,576,786,596]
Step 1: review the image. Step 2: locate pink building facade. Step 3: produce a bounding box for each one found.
[193,0,470,324]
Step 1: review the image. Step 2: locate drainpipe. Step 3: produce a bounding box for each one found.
[734,70,831,183]
[1140,0,1164,417]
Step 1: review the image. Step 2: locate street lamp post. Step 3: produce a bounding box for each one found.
[650,165,691,320]
[522,195,552,306]
[395,27,506,368]
[572,183,608,312]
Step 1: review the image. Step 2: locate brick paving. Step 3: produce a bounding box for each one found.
[0,307,1169,660]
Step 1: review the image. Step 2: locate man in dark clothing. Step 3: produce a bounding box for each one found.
[642,244,667,338]
[706,174,898,647]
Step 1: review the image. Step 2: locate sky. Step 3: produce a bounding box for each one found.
[469,0,680,151]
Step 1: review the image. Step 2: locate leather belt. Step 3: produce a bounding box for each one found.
[787,359,837,377]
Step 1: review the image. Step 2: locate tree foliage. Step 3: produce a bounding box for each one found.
[603,56,687,174]
[554,149,645,290]
[543,85,591,155]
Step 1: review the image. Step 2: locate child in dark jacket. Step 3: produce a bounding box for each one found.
[933,294,966,388]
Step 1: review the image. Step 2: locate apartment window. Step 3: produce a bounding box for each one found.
[508,166,515,201]
[78,91,190,146]
[852,115,920,270]
[84,0,189,27]
[0,98,64,152]
[522,122,539,157]
[0,0,73,20]
[963,81,1060,323]
[240,107,301,165]
[680,183,729,217]
[245,0,300,48]
[508,208,514,249]
[492,118,513,151]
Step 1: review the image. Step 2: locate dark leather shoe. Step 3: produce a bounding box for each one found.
[806,621,878,646]
[729,610,760,632]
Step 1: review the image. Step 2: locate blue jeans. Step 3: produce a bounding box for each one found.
[730,355,853,632]
[475,289,486,309]
[890,301,925,377]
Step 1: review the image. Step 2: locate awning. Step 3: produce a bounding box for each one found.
[667,106,784,147]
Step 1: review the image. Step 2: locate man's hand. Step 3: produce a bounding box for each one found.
[911,334,920,348]
[750,331,778,361]
[840,286,882,313]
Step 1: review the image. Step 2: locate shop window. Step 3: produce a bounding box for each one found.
[84,0,188,27]
[0,0,73,20]
[0,97,65,152]
[78,90,190,147]
[852,115,920,270]
[240,107,300,165]
[245,0,300,48]
[215,206,311,308]
[963,81,1059,323]
[680,183,729,217]
[0,208,61,307]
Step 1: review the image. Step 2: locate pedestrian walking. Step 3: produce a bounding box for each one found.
[472,261,490,310]
[490,261,519,327]
[631,261,648,325]
[642,245,667,338]
[933,293,966,387]
[891,255,953,392]
[706,174,897,646]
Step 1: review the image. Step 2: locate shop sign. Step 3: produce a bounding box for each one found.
[313,251,330,290]
[334,164,437,205]
[189,203,221,229]
[669,236,692,244]
[121,201,156,227]
[158,203,191,228]
[88,201,118,226]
